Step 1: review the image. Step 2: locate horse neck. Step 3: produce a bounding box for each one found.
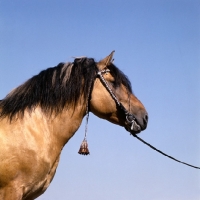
[17,100,87,150]
[49,103,86,147]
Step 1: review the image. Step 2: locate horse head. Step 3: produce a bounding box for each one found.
[90,51,148,135]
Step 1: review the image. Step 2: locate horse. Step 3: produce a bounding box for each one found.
[0,51,148,200]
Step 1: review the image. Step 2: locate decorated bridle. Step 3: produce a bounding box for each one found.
[77,53,200,170]
[78,66,138,155]
[97,68,139,132]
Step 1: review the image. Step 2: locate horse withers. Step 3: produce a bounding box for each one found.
[0,51,148,199]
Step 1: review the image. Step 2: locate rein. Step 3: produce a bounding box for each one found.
[78,67,200,170]
[132,134,200,169]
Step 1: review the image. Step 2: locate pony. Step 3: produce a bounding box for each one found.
[0,51,148,199]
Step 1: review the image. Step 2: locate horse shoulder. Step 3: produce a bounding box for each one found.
[0,111,62,199]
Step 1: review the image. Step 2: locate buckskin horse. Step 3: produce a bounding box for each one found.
[0,51,148,199]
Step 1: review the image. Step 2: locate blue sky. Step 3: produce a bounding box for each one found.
[0,0,200,199]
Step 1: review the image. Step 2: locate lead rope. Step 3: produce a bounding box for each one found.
[132,134,200,169]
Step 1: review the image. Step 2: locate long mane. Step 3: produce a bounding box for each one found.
[0,57,132,120]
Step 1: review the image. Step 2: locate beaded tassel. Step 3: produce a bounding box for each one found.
[78,78,91,156]
[78,138,90,155]
[78,111,90,155]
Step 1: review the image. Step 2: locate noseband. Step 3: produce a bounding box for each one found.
[97,69,137,131]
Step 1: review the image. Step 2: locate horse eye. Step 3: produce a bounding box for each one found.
[109,79,116,87]
[104,72,116,86]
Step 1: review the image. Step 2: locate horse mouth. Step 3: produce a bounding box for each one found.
[125,119,141,134]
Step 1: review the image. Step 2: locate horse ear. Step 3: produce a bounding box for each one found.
[97,51,115,70]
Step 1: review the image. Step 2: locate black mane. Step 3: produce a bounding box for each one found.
[0,57,132,120]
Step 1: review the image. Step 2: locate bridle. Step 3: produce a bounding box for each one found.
[78,67,138,155]
[96,69,200,170]
[78,66,200,170]
[97,68,139,132]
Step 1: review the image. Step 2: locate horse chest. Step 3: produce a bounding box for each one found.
[22,155,60,200]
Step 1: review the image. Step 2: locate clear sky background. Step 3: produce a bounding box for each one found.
[0,0,200,200]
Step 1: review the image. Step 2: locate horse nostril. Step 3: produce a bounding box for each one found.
[143,114,148,127]
[145,114,148,122]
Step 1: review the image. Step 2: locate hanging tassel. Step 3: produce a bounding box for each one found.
[78,111,90,156]
[78,138,90,155]
[78,79,93,156]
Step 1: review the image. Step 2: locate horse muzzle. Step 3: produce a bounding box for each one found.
[125,112,148,134]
